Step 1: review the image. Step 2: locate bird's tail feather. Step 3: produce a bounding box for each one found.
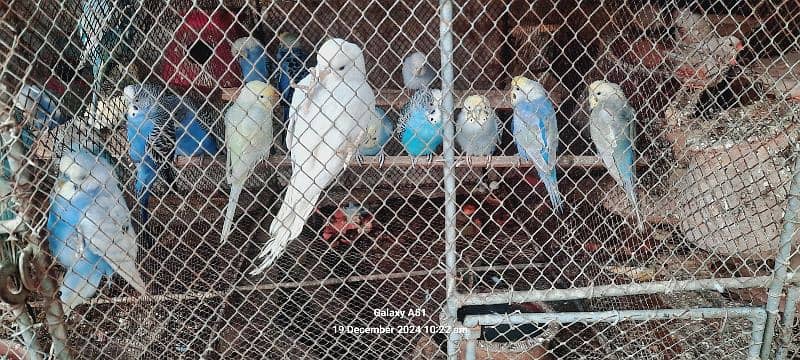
[106,250,148,296]
[254,182,318,274]
[221,184,242,243]
[137,188,152,249]
[542,169,563,213]
[624,180,644,232]
[60,263,104,316]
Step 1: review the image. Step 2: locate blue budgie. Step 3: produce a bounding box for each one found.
[358,106,394,158]
[510,76,563,212]
[124,83,219,248]
[14,84,70,131]
[232,37,270,83]
[221,81,279,243]
[399,89,443,165]
[47,148,147,315]
[275,32,309,123]
[456,95,499,162]
[402,51,435,91]
[587,80,643,231]
[78,0,138,104]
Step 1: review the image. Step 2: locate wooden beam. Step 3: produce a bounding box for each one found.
[221,88,512,109]
[174,155,648,170]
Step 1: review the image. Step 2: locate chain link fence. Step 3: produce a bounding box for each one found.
[0,0,799,358]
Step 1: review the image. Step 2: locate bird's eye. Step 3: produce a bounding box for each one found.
[338,65,345,71]
[260,95,265,99]
[596,92,601,96]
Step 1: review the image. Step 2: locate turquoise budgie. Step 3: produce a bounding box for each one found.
[456,95,499,162]
[47,148,146,315]
[255,38,376,274]
[232,37,270,83]
[587,80,643,231]
[399,88,443,165]
[221,81,279,243]
[510,76,563,212]
[358,106,393,158]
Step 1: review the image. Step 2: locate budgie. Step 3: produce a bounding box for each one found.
[358,106,393,157]
[14,84,70,131]
[399,89,444,165]
[255,38,376,274]
[510,76,563,212]
[78,0,138,104]
[47,148,147,315]
[232,37,270,83]
[587,80,643,231]
[124,83,219,248]
[402,51,435,91]
[456,95,499,161]
[275,32,309,123]
[221,81,279,243]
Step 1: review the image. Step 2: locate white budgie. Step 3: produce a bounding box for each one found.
[253,38,376,274]
[221,81,279,243]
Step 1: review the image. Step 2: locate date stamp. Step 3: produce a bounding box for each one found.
[333,325,469,335]
[331,308,469,335]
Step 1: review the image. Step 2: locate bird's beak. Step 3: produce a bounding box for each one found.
[588,97,598,109]
[316,67,333,83]
[413,64,425,77]
[736,42,744,52]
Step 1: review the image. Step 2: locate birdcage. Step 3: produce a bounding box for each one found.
[3,0,800,359]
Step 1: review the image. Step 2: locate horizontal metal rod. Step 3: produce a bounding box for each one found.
[175,155,648,170]
[462,307,765,327]
[458,276,771,305]
[27,262,547,307]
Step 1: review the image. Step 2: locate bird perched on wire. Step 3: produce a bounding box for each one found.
[358,106,394,160]
[47,148,147,315]
[124,83,220,248]
[275,32,309,124]
[221,81,279,243]
[402,51,436,91]
[253,38,376,274]
[232,37,270,83]
[510,76,563,213]
[587,80,643,232]
[77,0,139,104]
[456,95,499,165]
[399,88,444,166]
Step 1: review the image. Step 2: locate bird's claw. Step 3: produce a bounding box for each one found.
[485,156,493,168]
[426,154,434,165]
[464,156,472,168]
[354,154,365,166]
[378,153,386,168]
[410,156,417,168]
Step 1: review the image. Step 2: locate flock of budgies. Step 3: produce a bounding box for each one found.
[7,1,657,314]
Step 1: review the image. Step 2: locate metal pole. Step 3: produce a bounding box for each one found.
[761,150,800,358]
[461,307,763,327]
[10,304,43,360]
[751,309,767,360]
[437,0,459,358]
[776,286,800,360]
[457,276,771,305]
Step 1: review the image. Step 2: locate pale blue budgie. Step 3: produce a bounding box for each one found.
[456,95,499,161]
[255,38,376,274]
[510,76,563,212]
[402,51,435,91]
[47,148,147,315]
[587,80,643,231]
[78,0,138,104]
[358,106,393,157]
[124,83,219,248]
[276,32,309,123]
[221,81,279,243]
[399,89,443,165]
[14,84,70,131]
[232,37,270,83]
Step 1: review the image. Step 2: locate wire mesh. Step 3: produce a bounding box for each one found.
[1,0,800,359]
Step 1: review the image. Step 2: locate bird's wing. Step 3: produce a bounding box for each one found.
[285,73,313,152]
[144,108,176,166]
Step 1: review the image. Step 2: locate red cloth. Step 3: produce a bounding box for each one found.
[160,9,244,93]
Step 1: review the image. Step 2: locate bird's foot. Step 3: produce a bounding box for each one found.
[426,154,434,165]
[377,153,386,168]
[464,156,472,168]
[410,156,418,168]
[354,154,365,166]
[485,156,493,168]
